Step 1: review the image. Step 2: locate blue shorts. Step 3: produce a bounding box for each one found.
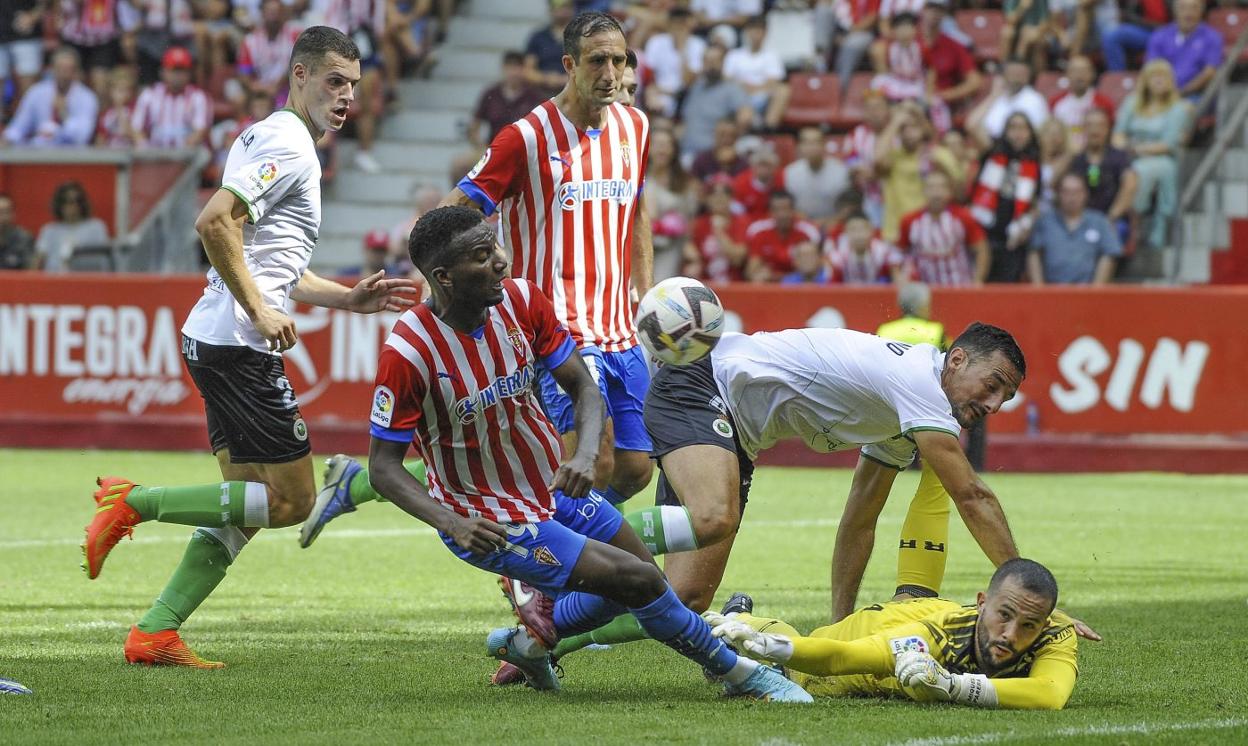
[439,492,624,597]
[537,345,653,452]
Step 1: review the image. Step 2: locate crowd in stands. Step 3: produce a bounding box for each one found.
[451,0,1240,287]
[0,0,453,270]
[1,0,1243,281]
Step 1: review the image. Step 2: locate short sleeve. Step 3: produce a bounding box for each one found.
[368,345,427,443]
[456,124,527,217]
[1202,27,1224,68]
[1096,214,1123,257]
[519,281,575,370]
[886,347,961,437]
[221,131,313,224]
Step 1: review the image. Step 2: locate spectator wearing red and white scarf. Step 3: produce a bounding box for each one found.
[131,47,211,149]
[969,111,1041,283]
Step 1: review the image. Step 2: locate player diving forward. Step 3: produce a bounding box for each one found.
[547,324,1097,665]
[704,557,1079,710]
[363,206,810,701]
[80,27,420,667]
[298,12,659,552]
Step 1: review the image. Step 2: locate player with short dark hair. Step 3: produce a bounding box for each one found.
[705,558,1079,709]
[364,206,810,702]
[617,48,639,106]
[80,26,419,668]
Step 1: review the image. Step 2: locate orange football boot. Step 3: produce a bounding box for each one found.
[124,626,225,669]
[82,477,142,579]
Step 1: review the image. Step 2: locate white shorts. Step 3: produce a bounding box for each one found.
[0,40,42,79]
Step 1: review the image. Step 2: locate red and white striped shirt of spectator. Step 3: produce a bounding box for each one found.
[316,0,384,34]
[124,0,195,38]
[843,123,878,170]
[457,100,651,353]
[60,0,124,46]
[238,21,303,88]
[369,279,575,524]
[833,0,881,30]
[895,204,986,286]
[745,216,822,277]
[825,231,904,284]
[1049,89,1116,150]
[96,102,134,147]
[878,0,925,19]
[132,82,211,148]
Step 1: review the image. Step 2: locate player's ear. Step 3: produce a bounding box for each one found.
[562,53,575,76]
[976,590,987,610]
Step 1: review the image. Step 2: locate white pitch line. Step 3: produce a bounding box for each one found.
[889,717,1248,746]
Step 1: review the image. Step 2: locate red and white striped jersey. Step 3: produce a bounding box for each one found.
[132,82,211,148]
[60,0,123,45]
[238,22,302,87]
[315,0,384,33]
[843,124,878,169]
[459,100,650,353]
[825,232,903,284]
[833,0,880,30]
[370,280,576,524]
[896,205,986,286]
[879,0,924,18]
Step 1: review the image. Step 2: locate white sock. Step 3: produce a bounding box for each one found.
[511,627,546,657]
[722,655,759,685]
[242,482,269,528]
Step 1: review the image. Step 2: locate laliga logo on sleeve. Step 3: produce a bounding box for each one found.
[468,148,490,179]
[371,385,395,427]
[247,161,279,191]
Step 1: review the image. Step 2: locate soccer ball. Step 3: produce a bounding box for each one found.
[635,277,725,366]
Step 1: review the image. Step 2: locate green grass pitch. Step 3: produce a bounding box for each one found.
[1,448,1246,745]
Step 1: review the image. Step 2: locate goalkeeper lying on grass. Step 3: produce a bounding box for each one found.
[704,558,1078,710]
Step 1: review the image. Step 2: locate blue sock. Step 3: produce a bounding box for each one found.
[553,591,627,637]
[603,486,630,506]
[628,585,738,676]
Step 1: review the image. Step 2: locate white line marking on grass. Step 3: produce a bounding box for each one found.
[890,718,1248,746]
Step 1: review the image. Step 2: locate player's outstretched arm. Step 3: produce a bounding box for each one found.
[367,437,507,554]
[548,353,605,498]
[987,657,1077,710]
[913,430,1019,568]
[832,456,900,621]
[195,189,297,351]
[292,269,419,313]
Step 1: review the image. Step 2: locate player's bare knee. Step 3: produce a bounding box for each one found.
[264,487,313,528]
[690,504,738,547]
[612,459,653,498]
[668,577,715,613]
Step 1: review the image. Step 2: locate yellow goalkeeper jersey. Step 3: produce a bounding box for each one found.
[779,597,1079,709]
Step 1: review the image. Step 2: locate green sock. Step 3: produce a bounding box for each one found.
[552,615,650,659]
[348,460,426,506]
[125,482,268,527]
[623,506,698,556]
[136,528,242,633]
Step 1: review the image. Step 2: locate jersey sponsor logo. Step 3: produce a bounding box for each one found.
[454,363,536,425]
[557,179,636,211]
[889,635,929,657]
[533,545,561,566]
[371,385,395,427]
[468,148,490,179]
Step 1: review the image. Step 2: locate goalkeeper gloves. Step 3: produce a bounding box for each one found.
[894,650,999,708]
[702,612,794,664]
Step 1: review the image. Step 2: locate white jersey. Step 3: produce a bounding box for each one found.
[711,328,961,468]
[182,109,321,352]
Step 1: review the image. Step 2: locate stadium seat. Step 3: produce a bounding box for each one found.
[1098,72,1137,108]
[1034,72,1068,102]
[830,72,873,131]
[782,73,840,128]
[765,134,797,168]
[1207,8,1248,63]
[954,10,1003,63]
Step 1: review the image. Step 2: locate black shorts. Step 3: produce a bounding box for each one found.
[182,335,311,464]
[644,356,754,519]
[70,40,120,71]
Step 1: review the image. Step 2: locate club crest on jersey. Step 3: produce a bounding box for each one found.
[620,139,630,168]
[468,148,490,179]
[454,364,536,425]
[371,385,395,427]
[533,545,561,566]
[557,179,636,211]
[507,327,526,354]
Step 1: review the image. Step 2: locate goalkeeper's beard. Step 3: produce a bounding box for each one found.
[974,620,1018,676]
